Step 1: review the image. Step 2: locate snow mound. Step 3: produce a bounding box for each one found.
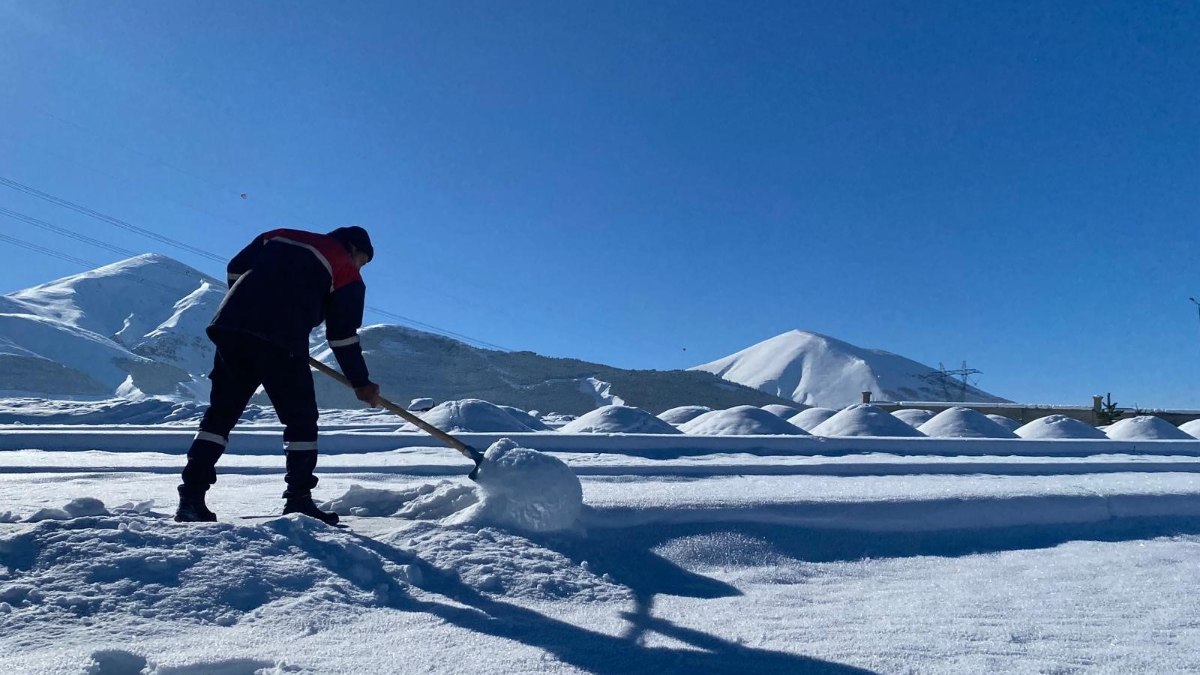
[1179,419,1200,439]
[454,439,583,532]
[987,414,1022,432]
[0,513,417,629]
[24,497,109,522]
[787,407,838,431]
[680,405,808,436]
[1104,416,1194,440]
[1015,415,1108,439]
[761,404,805,418]
[329,440,583,533]
[657,405,712,425]
[558,405,681,434]
[416,399,534,433]
[917,407,1017,439]
[498,405,551,431]
[811,404,926,437]
[891,409,935,427]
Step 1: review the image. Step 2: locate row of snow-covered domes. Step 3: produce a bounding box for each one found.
[409,399,1200,440]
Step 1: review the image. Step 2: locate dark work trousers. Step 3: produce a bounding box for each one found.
[180,330,321,498]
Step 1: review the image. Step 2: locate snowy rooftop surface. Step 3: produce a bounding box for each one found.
[3,416,1200,672]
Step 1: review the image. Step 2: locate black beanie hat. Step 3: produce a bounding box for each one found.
[327,226,374,262]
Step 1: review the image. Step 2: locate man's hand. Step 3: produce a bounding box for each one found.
[354,382,383,408]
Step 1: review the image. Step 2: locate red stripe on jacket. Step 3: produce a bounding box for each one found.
[261,229,362,291]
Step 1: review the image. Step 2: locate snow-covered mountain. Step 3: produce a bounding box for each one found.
[1,255,792,413]
[309,323,790,414]
[692,329,1009,407]
[0,254,219,397]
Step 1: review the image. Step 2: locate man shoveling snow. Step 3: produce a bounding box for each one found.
[177,227,383,525]
[176,226,583,532]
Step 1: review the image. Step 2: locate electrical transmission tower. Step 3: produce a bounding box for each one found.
[920,361,983,402]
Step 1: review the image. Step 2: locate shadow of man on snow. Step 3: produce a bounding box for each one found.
[346,524,877,675]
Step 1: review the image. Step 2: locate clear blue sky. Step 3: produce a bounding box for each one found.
[1,1,1197,408]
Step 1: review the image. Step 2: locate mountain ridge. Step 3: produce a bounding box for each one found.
[1,255,794,413]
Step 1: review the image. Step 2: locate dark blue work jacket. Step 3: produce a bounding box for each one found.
[210,229,371,387]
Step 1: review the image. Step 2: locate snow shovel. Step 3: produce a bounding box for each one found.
[308,357,486,479]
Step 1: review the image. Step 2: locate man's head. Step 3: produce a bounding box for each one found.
[327,226,374,269]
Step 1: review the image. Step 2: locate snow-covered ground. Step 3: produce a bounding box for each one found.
[3,418,1200,674]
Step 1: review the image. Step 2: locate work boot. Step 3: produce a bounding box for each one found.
[175,486,217,522]
[282,450,338,525]
[283,495,340,526]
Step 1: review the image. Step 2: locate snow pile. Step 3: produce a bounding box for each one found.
[987,414,1022,432]
[787,407,838,431]
[449,439,583,532]
[558,405,681,434]
[328,439,583,533]
[408,397,436,411]
[891,409,934,427]
[811,404,925,437]
[1104,416,1194,440]
[1180,419,1200,439]
[680,405,808,435]
[917,407,1017,439]
[498,405,551,431]
[761,404,805,419]
[0,513,417,629]
[415,399,535,433]
[325,482,479,519]
[1015,415,1108,439]
[657,405,712,425]
[25,497,109,523]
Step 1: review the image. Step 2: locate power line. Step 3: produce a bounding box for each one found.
[0,175,226,263]
[0,206,139,257]
[24,104,321,230]
[0,232,100,269]
[0,185,510,350]
[358,304,510,351]
[0,231,215,299]
[12,107,687,363]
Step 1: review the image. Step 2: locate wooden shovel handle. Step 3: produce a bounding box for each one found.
[307,356,482,462]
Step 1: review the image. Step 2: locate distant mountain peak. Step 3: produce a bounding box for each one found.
[691,329,1008,407]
